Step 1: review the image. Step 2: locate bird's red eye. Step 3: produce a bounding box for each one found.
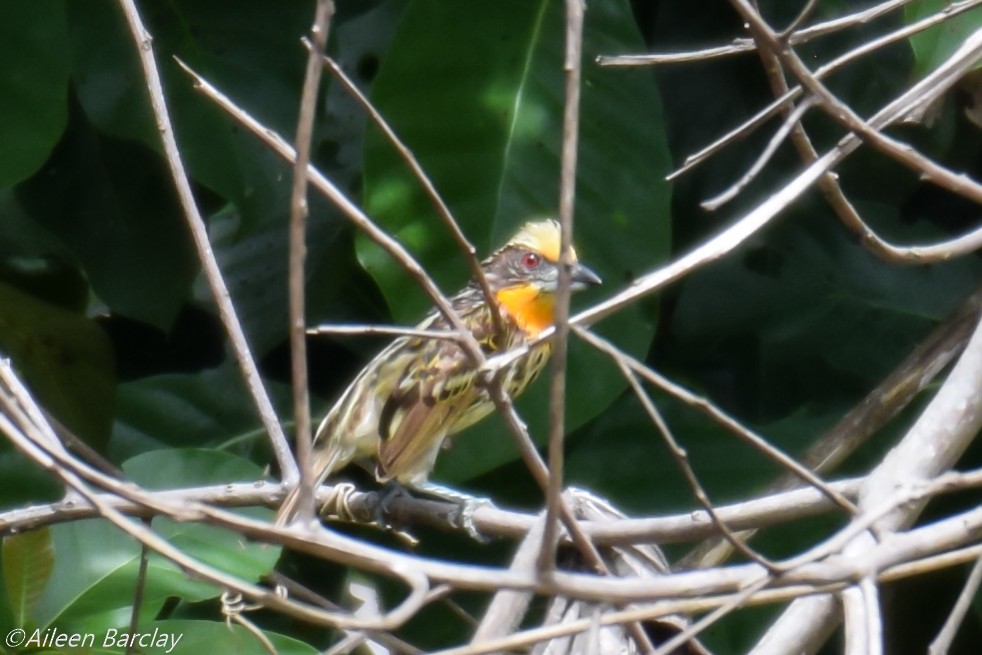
[521,252,541,270]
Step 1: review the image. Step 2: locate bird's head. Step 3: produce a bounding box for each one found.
[481,219,602,336]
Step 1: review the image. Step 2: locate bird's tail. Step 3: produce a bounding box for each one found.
[274,485,302,527]
[273,441,348,527]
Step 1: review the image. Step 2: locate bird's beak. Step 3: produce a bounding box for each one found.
[569,262,602,291]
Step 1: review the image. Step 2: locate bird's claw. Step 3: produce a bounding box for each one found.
[452,497,492,542]
[373,483,419,546]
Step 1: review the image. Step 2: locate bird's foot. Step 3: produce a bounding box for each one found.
[410,481,493,542]
[452,497,492,543]
[374,482,419,547]
[376,481,411,529]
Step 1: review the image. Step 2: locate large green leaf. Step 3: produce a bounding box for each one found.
[33,450,277,634]
[65,0,389,233]
[66,0,311,228]
[121,450,278,576]
[359,0,670,482]
[3,528,54,629]
[110,362,290,463]
[0,1,70,186]
[32,518,194,633]
[906,1,982,77]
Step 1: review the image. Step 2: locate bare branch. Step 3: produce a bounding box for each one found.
[748,257,982,649]
[597,0,918,67]
[307,323,471,341]
[287,0,335,524]
[115,0,297,484]
[540,0,586,578]
[842,578,883,655]
[735,0,982,211]
[700,95,817,211]
[471,512,546,644]
[0,471,865,548]
[0,361,429,630]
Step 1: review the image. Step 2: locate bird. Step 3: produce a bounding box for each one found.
[278,219,601,527]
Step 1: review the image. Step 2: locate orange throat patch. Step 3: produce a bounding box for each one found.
[496,285,555,337]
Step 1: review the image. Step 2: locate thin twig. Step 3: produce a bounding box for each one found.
[287,0,335,524]
[115,0,297,485]
[539,0,585,577]
[307,323,470,341]
[778,0,820,39]
[574,326,857,515]
[600,0,916,66]
[700,95,817,211]
[735,0,982,209]
[125,535,152,655]
[666,0,982,184]
[617,360,780,573]
[651,576,771,655]
[928,555,982,654]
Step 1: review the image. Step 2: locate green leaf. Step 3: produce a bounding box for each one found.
[109,362,290,463]
[0,451,62,513]
[906,1,982,77]
[360,0,670,481]
[66,0,315,229]
[3,528,54,628]
[0,190,90,314]
[34,451,278,634]
[0,1,70,186]
[138,620,319,655]
[0,282,115,448]
[32,518,165,633]
[122,448,267,490]
[122,450,279,579]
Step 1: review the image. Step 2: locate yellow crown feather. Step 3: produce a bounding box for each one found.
[506,219,578,263]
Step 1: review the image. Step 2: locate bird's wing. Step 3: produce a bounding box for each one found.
[375,336,476,482]
[376,298,495,482]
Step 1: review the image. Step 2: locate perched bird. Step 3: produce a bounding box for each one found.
[279,219,601,524]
